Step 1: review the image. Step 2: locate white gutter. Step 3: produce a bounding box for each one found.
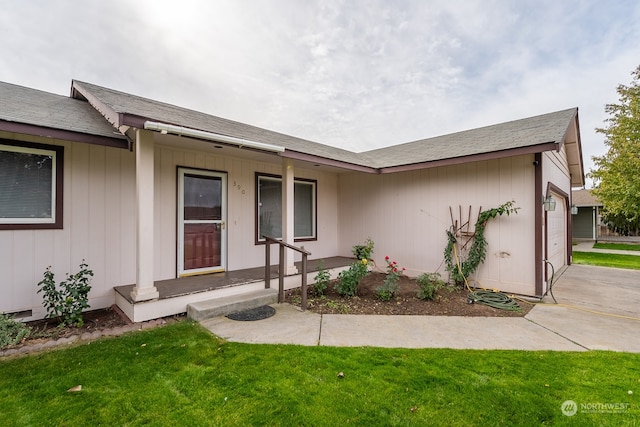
[143,121,285,153]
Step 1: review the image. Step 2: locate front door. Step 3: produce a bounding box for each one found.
[178,168,227,276]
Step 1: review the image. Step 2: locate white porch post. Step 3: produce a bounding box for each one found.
[130,129,159,302]
[282,158,298,274]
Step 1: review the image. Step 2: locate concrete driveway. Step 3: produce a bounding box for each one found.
[201,264,640,352]
[526,264,640,352]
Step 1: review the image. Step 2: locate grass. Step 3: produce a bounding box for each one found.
[593,242,640,252]
[1,321,638,426]
[573,251,640,270]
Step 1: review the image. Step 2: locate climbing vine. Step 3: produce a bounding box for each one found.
[444,201,519,284]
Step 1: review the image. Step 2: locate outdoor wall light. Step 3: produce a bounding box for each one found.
[571,205,578,215]
[543,195,556,212]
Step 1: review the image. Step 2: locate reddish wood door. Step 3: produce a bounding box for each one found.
[178,168,226,275]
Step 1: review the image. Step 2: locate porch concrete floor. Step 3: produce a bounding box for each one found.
[114,256,353,304]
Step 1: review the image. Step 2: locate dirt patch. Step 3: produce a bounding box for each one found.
[285,272,533,317]
[23,305,132,344]
[2,307,185,357]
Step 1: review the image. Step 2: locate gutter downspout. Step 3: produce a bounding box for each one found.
[143,121,285,154]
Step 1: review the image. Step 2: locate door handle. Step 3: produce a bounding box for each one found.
[221,221,226,230]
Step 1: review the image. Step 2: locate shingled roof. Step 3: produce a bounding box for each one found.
[0,81,127,147]
[71,80,581,176]
[71,80,369,168]
[572,189,602,207]
[361,108,578,169]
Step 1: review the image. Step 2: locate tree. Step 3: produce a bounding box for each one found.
[589,65,640,235]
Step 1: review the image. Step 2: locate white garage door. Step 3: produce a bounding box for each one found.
[546,192,566,283]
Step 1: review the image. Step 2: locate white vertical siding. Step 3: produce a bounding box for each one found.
[0,135,136,320]
[3,133,566,317]
[152,142,340,279]
[543,145,572,195]
[338,155,537,295]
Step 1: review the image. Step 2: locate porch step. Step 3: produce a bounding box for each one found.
[186,288,278,322]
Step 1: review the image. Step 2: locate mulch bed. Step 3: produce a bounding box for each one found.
[286,272,534,317]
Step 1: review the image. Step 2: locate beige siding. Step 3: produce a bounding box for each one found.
[152,143,340,278]
[1,133,341,321]
[3,131,571,317]
[0,134,137,320]
[543,145,572,195]
[338,155,537,295]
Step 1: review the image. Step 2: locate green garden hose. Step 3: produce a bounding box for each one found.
[453,241,521,312]
[467,290,521,311]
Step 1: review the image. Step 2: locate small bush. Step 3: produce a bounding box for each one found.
[313,261,331,296]
[416,272,446,300]
[375,256,405,301]
[352,238,374,261]
[0,313,32,348]
[37,261,94,327]
[336,259,369,296]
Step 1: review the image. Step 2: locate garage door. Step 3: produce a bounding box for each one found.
[546,192,566,285]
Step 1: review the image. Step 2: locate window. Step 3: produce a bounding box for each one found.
[256,174,316,242]
[0,140,63,229]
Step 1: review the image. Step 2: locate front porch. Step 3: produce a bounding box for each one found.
[114,256,352,322]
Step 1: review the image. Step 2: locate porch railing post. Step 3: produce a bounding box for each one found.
[301,252,308,311]
[262,235,311,309]
[264,240,271,289]
[278,244,285,303]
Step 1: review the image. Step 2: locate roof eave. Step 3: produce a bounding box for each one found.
[569,110,585,187]
[377,141,560,174]
[0,120,129,149]
[280,150,378,173]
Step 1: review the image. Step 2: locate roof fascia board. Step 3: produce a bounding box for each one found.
[556,109,584,187]
[569,112,585,187]
[0,120,129,149]
[378,141,560,174]
[280,150,378,173]
[120,113,149,128]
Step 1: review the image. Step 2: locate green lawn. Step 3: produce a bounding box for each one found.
[593,242,640,252]
[0,321,638,426]
[573,251,640,270]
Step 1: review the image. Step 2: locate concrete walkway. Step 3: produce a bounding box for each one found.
[200,264,640,352]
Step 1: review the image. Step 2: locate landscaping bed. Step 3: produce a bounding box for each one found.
[285,272,533,317]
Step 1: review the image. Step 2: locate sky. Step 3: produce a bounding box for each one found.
[1,0,639,188]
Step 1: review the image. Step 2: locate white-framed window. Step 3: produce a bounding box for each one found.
[0,140,63,229]
[256,174,317,242]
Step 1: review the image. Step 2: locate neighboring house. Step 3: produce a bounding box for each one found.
[0,80,584,322]
[571,189,603,240]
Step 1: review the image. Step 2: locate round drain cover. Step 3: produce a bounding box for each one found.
[226,305,276,321]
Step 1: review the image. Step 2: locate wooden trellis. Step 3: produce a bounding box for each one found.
[449,205,482,251]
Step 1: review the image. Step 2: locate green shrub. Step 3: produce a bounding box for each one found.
[313,261,331,296]
[352,237,374,261]
[37,261,94,327]
[336,260,369,296]
[336,239,375,297]
[416,272,446,301]
[0,313,31,348]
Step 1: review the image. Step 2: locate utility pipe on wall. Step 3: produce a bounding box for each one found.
[143,121,286,153]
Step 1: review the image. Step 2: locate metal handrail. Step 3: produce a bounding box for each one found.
[262,235,312,310]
